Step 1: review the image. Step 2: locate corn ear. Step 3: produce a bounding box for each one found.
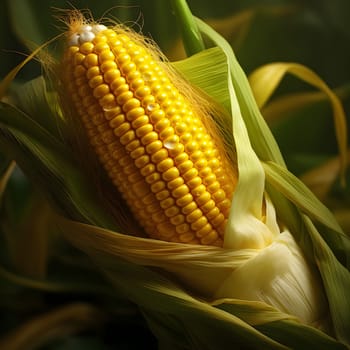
[60,20,236,246]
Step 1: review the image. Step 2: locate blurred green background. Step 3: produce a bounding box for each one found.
[0,0,349,349]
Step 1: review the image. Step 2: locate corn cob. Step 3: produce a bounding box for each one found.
[61,20,236,246]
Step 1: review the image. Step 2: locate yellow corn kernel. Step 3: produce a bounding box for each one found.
[61,20,236,246]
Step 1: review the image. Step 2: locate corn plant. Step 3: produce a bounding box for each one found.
[0,0,349,349]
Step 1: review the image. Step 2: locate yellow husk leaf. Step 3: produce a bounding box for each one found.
[0,35,61,99]
[249,62,348,182]
[58,212,327,328]
[262,90,326,125]
[0,161,16,201]
[300,150,350,200]
[0,303,104,350]
[215,229,327,327]
[223,64,278,250]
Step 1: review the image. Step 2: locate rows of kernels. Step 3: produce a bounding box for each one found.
[74,40,185,241]
[63,25,235,246]
[111,38,217,243]
[122,35,218,242]
[63,45,163,237]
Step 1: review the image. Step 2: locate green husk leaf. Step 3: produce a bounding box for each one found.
[11,76,63,139]
[263,161,350,268]
[262,173,350,330]
[195,17,285,166]
[304,216,350,345]
[217,301,347,350]
[213,299,296,325]
[102,264,287,350]
[0,101,66,157]
[60,222,287,350]
[261,160,350,343]
[172,47,231,112]
[0,104,116,230]
[256,319,348,350]
[58,217,347,349]
[262,161,343,234]
[170,0,205,56]
[57,217,254,298]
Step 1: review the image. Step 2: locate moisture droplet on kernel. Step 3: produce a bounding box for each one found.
[164,136,179,150]
[146,103,159,112]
